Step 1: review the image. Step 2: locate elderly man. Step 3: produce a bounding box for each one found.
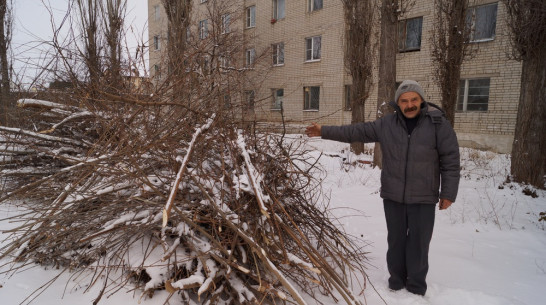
[305,80,460,295]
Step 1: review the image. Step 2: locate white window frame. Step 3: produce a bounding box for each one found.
[304,86,320,111]
[457,78,490,112]
[273,0,285,20]
[246,48,256,67]
[272,88,284,110]
[308,0,323,12]
[199,19,208,39]
[154,5,160,21]
[398,17,423,52]
[467,2,498,42]
[305,36,321,62]
[272,42,284,66]
[222,14,231,34]
[246,6,256,28]
[153,35,160,51]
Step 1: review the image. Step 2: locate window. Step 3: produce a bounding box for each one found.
[308,0,323,12]
[223,93,231,109]
[153,35,161,51]
[154,64,161,78]
[219,55,230,70]
[246,90,255,110]
[199,19,208,39]
[304,86,320,110]
[305,36,321,61]
[272,42,284,65]
[467,3,498,42]
[222,14,231,34]
[246,6,256,28]
[398,17,423,52]
[272,89,284,110]
[457,78,490,111]
[273,0,285,20]
[154,5,160,21]
[246,48,256,67]
[200,0,207,3]
[186,27,191,42]
[344,85,352,111]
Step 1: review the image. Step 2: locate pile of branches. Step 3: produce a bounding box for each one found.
[0,97,368,304]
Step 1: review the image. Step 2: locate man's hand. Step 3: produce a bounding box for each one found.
[439,198,452,210]
[305,122,322,137]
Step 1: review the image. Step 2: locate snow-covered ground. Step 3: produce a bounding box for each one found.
[1,138,545,305]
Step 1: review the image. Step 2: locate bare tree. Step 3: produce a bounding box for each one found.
[430,0,471,126]
[374,0,397,167]
[161,0,192,81]
[373,1,415,167]
[504,0,546,189]
[342,0,375,155]
[0,0,12,125]
[101,0,127,91]
[76,0,102,97]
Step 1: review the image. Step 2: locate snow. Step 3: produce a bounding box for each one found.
[1,137,546,305]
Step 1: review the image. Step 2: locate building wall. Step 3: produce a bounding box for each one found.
[148,0,521,153]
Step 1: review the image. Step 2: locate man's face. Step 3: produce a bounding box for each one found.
[397,91,423,119]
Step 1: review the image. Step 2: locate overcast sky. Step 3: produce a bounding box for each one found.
[11,0,149,87]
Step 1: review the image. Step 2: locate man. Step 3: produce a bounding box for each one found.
[305,80,460,296]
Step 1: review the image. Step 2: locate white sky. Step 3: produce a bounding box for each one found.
[11,0,149,87]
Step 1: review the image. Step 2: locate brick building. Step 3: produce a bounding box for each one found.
[148,0,521,153]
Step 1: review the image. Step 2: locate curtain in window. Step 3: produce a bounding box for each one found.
[273,43,284,65]
[313,36,321,60]
[474,4,497,40]
[305,87,320,110]
[273,89,283,109]
[275,0,285,19]
[406,18,422,50]
[313,0,323,11]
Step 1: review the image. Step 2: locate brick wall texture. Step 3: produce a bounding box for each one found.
[148,0,522,153]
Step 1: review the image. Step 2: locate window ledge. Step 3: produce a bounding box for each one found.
[245,26,256,30]
[470,37,495,43]
[303,109,319,112]
[398,48,421,53]
[270,108,282,111]
[273,63,285,67]
[304,59,321,63]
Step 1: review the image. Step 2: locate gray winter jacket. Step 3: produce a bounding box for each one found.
[321,101,460,204]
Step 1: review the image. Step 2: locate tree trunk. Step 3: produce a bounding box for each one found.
[374,0,398,168]
[511,55,546,188]
[0,0,11,125]
[103,0,126,92]
[162,0,192,81]
[342,0,374,155]
[430,0,469,127]
[77,0,101,99]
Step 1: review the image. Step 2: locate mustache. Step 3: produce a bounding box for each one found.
[404,106,418,113]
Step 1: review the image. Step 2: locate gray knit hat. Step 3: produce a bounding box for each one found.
[395,80,425,102]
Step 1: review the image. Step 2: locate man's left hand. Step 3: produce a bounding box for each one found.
[439,198,453,210]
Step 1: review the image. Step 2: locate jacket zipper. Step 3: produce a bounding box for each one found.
[402,113,427,203]
[403,133,411,203]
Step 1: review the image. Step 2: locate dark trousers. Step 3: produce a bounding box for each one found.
[383,199,436,295]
